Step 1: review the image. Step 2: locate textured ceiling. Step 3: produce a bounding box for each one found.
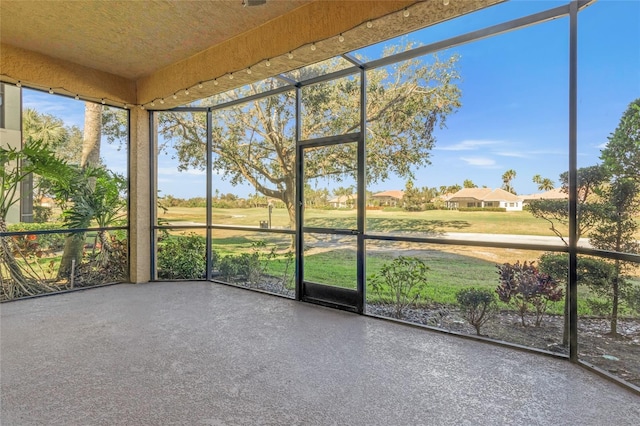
[1,0,504,108]
[0,0,313,79]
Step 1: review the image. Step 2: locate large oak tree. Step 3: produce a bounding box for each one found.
[158,50,462,229]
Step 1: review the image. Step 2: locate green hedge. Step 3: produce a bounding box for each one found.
[6,222,67,251]
[458,207,506,212]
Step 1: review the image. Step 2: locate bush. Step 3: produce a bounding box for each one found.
[157,234,207,279]
[496,261,563,327]
[218,255,239,282]
[6,222,66,252]
[74,235,128,286]
[215,241,281,287]
[369,256,429,319]
[458,207,506,212]
[235,252,262,286]
[422,203,438,211]
[585,298,612,317]
[626,285,640,315]
[33,205,53,223]
[456,288,497,335]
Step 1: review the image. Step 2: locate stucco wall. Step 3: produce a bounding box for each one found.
[1,84,22,224]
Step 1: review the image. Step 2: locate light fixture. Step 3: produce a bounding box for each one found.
[213,79,219,86]
[366,21,373,28]
[48,88,54,94]
[247,68,252,74]
[16,81,22,87]
[287,52,294,59]
[173,94,178,99]
[229,73,234,80]
[403,9,410,17]
[140,105,145,110]
[160,99,165,104]
[74,94,79,100]
[338,34,344,43]
[101,98,106,104]
[151,102,156,107]
[443,0,450,5]
[184,89,189,95]
[265,59,271,67]
[198,83,203,89]
[124,104,128,109]
[310,43,316,51]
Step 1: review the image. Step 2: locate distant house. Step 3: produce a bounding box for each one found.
[521,188,568,204]
[446,188,524,211]
[371,190,404,207]
[328,194,356,208]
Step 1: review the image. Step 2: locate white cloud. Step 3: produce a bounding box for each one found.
[460,156,498,167]
[495,151,528,158]
[436,139,501,151]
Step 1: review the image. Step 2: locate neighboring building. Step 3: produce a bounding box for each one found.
[0,83,30,224]
[328,194,356,208]
[521,187,568,204]
[446,187,524,211]
[371,190,404,207]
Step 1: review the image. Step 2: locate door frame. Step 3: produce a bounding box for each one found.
[295,132,366,313]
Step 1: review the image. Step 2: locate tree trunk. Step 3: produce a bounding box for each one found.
[80,103,103,167]
[284,189,296,250]
[97,230,112,266]
[57,233,85,279]
[58,102,103,279]
[610,260,620,336]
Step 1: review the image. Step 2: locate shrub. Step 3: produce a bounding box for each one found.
[456,288,497,335]
[422,203,438,211]
[369,256,429,319]
[157,234,207,279]
[74,235,128,286]
[458,207,506,212]
[218,255,239,282]
[585,298,612,317]
[33,205,53,223]
[235,252,262,286]
[216,241,269,286]
[625,285,640,315]
[6,222,66,252]
[496,261,563,327]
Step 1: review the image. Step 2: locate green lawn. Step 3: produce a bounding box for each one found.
[155,207,640,318]
[160,206,567,237]
[196,232,636,317]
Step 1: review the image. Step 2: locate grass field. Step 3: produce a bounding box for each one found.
[160,206,571,236]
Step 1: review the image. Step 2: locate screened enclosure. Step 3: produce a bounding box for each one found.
[148,0,635,391]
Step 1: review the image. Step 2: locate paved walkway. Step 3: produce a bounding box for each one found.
[2,282,638,425]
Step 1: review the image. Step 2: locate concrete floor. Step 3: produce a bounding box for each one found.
[1,282,638,426]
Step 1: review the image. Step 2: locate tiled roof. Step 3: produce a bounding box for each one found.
[447,187,522,202]
[521,188,568,200]
[372,190,405,199]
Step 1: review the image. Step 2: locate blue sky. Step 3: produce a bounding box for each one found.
[23,0,640,199]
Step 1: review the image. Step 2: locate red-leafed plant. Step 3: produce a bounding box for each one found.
[496,261,563,327]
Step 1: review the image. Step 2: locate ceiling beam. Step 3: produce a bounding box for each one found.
[0,43,136,106]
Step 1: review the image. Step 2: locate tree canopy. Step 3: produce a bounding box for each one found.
[158,49,462,226]
[501,169,517,194]
[600,98,640,181]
